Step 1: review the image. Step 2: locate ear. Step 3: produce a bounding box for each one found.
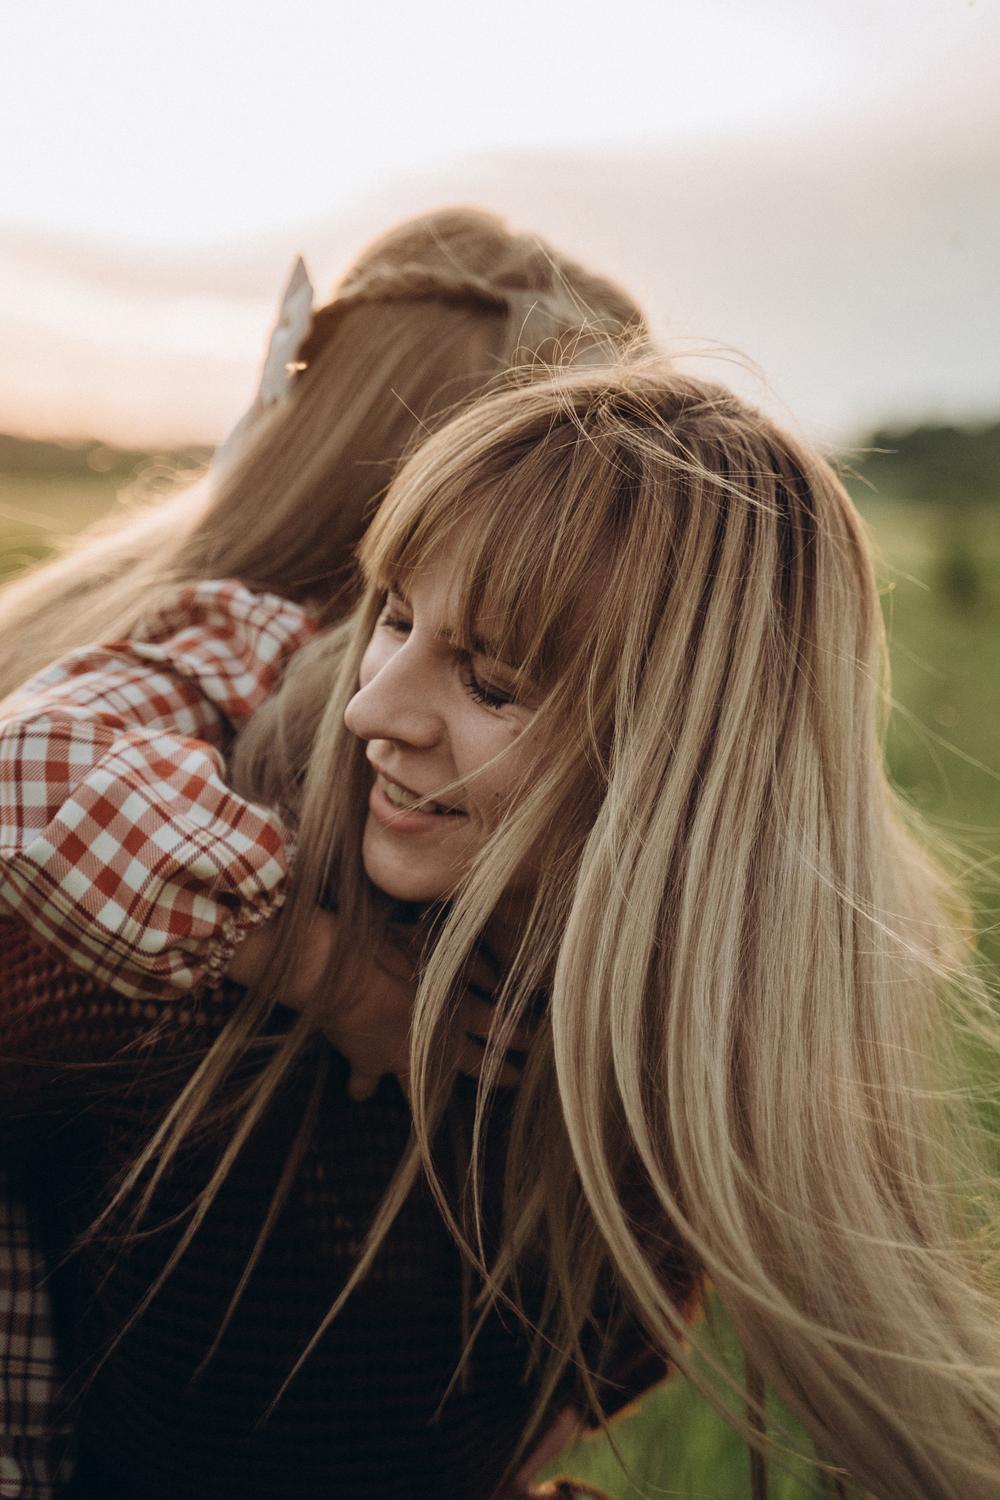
[213,255,315,475]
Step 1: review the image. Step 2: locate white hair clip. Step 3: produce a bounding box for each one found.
[214,255,315,474]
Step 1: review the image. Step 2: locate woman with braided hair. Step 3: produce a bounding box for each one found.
[0,209,651,1497]
[0,206,646,685]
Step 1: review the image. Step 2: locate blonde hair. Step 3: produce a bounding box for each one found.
[107,365,1000,1497]
[0,207,646,695]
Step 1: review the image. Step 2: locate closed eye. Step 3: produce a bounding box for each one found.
[463,668,516,711]
[378,599,518,712]
[378,608,411,636]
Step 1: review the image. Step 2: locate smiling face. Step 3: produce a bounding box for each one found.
[343,536,544,903]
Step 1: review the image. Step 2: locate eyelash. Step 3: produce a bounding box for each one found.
[378,609,515,711]
[465,677,514,711]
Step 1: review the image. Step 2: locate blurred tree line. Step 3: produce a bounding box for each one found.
[5,417,1000,502]
[3,416,998,502]
[844,415,1000,613]
[850,417,1000,507]
[0,432,210,479]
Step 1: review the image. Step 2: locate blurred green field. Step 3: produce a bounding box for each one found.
[0,475,125,581]
[1,454,998,1499]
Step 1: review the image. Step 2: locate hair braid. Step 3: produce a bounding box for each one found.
[335,260,512,313]
[299,207,647,373]
[297,262,515,373]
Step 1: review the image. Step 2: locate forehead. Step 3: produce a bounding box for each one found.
[389,528,461,603]
[387,527,511,660]
[363,424,628,683]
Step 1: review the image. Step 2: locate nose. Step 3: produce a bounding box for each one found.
[344,641,444,749]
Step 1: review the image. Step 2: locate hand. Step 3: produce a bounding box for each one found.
[225,908,532,1102]
[513,1408,585,1493]
[323,919,532,1102]
[224,906,337,1007]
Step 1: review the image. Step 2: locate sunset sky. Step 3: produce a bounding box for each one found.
[2,0,997,445]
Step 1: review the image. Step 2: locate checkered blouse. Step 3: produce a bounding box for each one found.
[0,580,315,1495]
[0,579,316,1001]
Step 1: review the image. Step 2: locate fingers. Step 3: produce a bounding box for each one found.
[345,1068,413,1104]
[464,976,496,1004]
[460,987,535,1088]
[459,1031,526,1090]
[515,1406,583,1488]
[345,1035,524,1101]
[345,1071,380,1103]
[373,940,417,985]
[464,998,533,1054]
[471,936,503,979]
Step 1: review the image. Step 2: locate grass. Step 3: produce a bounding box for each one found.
[539,1297,825,1500]
[2,476,999,1499]
[0,474,128,581]
[864,500,1000,971]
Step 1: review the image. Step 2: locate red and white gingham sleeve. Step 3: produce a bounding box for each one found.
[0,580,317,1001]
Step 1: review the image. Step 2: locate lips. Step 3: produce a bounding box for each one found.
[372,767,466,817]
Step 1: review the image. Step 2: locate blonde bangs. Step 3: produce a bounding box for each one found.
[357,370,674,712]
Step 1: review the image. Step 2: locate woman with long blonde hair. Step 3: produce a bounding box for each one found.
[228,362,1000,1498]
[2,358,999,1496]
[0,209,650,1498]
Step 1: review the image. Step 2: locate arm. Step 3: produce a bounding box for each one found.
[0,575,533,1108]
[0,580,315,1001]
[227,908,532,1101]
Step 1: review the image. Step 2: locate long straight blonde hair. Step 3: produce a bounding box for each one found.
[223,363,1000,1499]
[89,362,1000,1498]
[0,207,647,696]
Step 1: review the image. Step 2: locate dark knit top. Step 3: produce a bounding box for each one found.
[1,923,686,1500]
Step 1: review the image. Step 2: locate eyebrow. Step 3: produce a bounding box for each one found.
[385,581,509,664]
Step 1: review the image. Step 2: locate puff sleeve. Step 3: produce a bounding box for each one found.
[0,581,316,1000]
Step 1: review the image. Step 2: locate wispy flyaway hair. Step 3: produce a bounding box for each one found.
[229,362,1000,1499]
[0,207,648,696]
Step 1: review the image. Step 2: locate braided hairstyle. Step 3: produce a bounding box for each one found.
[175,205,651,619]
[0,207,651,685]
[298,207,646,381]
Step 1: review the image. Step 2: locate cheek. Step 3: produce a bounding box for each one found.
[461,722,541,824]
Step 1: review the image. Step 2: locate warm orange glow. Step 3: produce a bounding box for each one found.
[1,0,997,445]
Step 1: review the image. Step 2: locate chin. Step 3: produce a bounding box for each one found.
[361,825,454,903]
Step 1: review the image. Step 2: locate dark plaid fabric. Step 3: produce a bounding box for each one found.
[0,1169,74,1498]
[0,579,313,1495]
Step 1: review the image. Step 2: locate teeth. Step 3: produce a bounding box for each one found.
[379,774,459,816]
[382,776,416,809]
